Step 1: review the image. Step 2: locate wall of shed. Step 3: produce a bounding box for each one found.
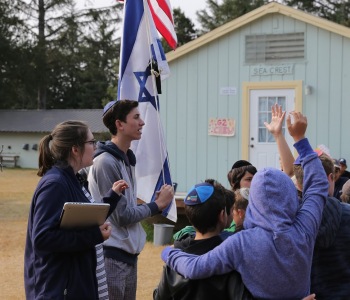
[161,13,350,193]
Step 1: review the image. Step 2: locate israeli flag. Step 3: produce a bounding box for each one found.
[117,0,177,222]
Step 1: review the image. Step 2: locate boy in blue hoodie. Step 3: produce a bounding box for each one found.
[162,111,328,299]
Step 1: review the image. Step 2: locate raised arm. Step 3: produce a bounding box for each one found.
[287,111,328,237]
[264,104,295,177]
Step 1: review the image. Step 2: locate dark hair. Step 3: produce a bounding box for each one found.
[204,179,235,215]
[37,121,89,177]
[227,165,257,191]
[184,179,226,235]
[293,153,334,188]
[103,100,139,135]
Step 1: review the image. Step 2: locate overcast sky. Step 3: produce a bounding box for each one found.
[75,0,209,27]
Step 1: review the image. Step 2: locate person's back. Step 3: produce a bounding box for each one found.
[154,182,253,300]
[311,197,350,299]
[162,112,328,299]
[291,143,350,299]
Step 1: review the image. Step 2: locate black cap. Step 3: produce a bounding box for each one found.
[339,158,347,166]
[231,160,252,170]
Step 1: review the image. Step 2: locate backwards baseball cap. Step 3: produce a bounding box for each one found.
[103,100,117,116]
[184,183,214,206]
[339,158,347,166]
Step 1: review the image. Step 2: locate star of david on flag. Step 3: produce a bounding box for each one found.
[117,0,177,222]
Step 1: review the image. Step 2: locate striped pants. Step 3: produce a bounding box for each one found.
[96,244,109,300]
[104,257,137,300]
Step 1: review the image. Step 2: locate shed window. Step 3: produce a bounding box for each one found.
[245,32,305,63]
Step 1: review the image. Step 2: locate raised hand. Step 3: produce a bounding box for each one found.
[264,103,286,138]
[264,103,294,176]
[286,111,307,143]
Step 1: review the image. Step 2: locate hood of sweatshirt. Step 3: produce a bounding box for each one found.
[244,167,299,232]
[93,140,136,167]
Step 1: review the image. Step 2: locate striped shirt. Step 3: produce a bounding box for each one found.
[82,185,109,300]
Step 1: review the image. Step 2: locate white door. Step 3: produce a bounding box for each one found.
[249,89,295,170]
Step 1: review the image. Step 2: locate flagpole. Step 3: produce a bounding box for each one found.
[143,0,168,187]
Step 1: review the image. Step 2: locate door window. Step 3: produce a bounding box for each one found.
[258,96,286,143]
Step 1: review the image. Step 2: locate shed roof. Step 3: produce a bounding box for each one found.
[167,2,350,62]
[0,109,107,133]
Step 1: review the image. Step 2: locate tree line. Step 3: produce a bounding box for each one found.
[1,0,349,110]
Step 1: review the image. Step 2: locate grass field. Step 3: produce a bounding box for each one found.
[0,168,166,300]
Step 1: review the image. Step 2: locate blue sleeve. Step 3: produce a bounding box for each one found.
[33,180,104,253]
[294,138,328,239]
[163,235,239,279]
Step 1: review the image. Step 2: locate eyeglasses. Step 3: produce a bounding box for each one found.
[84,139,97,146]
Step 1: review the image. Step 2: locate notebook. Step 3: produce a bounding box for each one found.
[59,202,110,229]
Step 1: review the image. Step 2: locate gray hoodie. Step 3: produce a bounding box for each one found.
[88,141,159,258]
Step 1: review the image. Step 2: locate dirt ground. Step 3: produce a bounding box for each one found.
[0,169,167,300]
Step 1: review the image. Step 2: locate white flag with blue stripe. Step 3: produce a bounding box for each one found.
[117,0,177,222]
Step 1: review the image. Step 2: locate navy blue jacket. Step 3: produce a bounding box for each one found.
[154,236,253,300]
[24,165,119,300]
[311,197,350,299]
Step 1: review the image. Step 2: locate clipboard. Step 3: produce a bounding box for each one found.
[59,202,110,229]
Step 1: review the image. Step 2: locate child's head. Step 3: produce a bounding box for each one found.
[204,179,235,228]
[102,100,139,135]
[227,160,257,191]
[233,188,249,230]
[184,182,227,235]
[341,180,350,203]
[293,152,334,196]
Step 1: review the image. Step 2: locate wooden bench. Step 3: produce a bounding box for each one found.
[0,155,20,168]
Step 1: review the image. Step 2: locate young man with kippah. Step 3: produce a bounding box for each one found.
[88,100,174,300]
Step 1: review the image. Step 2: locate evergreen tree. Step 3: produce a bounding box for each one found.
[0,0,123,109]
[0,0,36,109]
[197,0,268,34]
[162,8,198,53]
[46,6,121,109]
[283,0,350,27]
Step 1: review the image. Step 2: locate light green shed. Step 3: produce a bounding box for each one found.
[161,2,350,193]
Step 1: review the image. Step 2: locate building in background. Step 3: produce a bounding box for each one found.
[161,2,350,192]
[0,110,108,169]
